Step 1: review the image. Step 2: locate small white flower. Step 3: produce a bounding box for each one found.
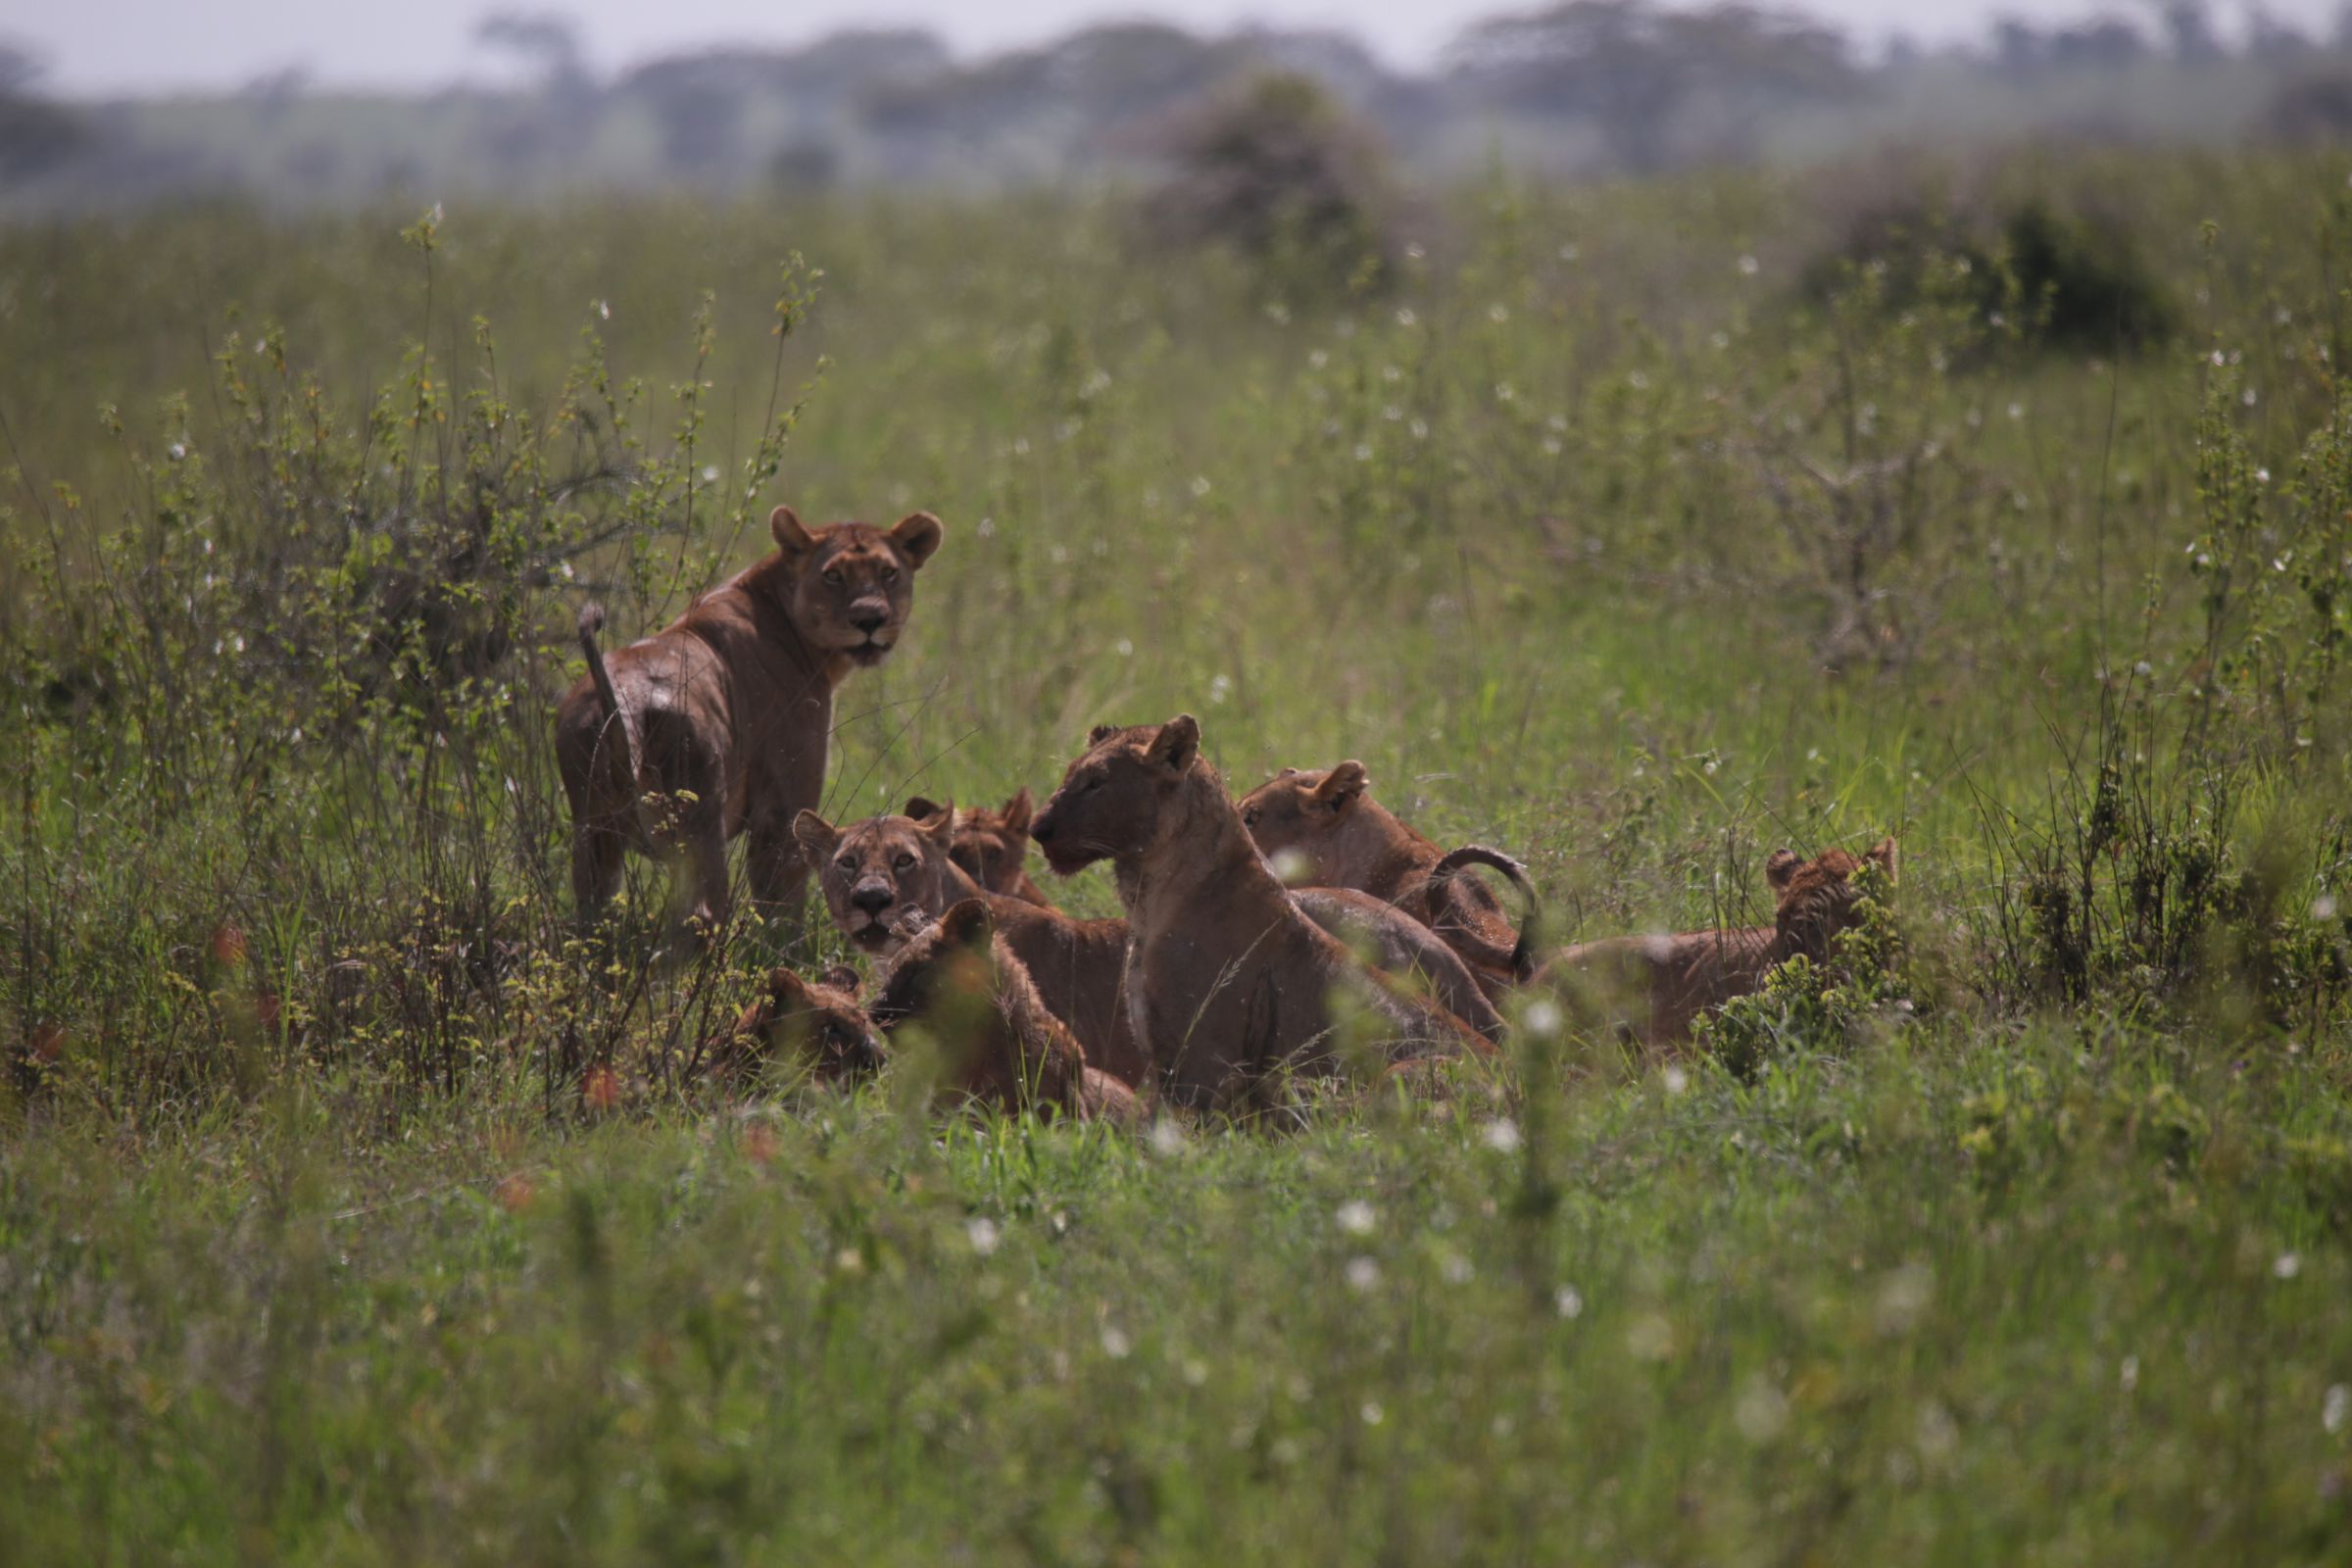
[1737,254,1759,275]
[167,441,187,462]
[2275,1251,2301,1280]
[2313,895,2337,920]
[2326,1383,2349,1435]
[594,299,611,320]
[1114,638,1134,658]
[1558,243,1580,262]
[1101,1326,1131,1358]
[1183,1357,1208,1387]
[1148,1117,1187,1157]
[1337,1200,1376,1236]
[1396,308,1417,327]
[1359,1399,1384,1425]
[1408,418,1429,440]
[1441,1253,1474,1285]
[1481,1118,1522,1153]
[1661,1065,1689,1095]
[1494,381,1515,402]
[1207,673,1233,705]
[965,1217,1000,1255]
[1267,847,1311,886]
[2119,1354,2139,1393]
[1554,1285,1584,1320]
[1353,443,1374,462]
[1489,303,1509,323]
[1190,475,1211,498]
[1522,1000,1563,1038]
[1345,1255,1381,1292]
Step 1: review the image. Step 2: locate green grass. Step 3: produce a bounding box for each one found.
[3,144,2352,1559]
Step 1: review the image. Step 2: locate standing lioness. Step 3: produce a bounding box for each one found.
[1030,715,1490,1110]
[557,504,944,931]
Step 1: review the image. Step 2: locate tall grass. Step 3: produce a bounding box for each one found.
[1,144,2350,1558]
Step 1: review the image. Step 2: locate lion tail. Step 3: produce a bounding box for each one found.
[1429,845,1541,982]
[576,602,641,791]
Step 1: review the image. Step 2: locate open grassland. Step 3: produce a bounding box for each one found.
[4,146,2352,1559]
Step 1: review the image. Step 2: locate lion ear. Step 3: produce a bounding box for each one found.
[818,964,862,996]
[1001,787,1034,836]
[1763,849,1802,891]
[889,511,945,568]
[1865,836,1899,886]
[767,965,810,1002]
[938,897,995,950]
[771,505,817,556]
[1314,760,1369,812]
[916,799,957,849]
[793,809,840,860]
[905,795,946,822]
[1087,723,1117,748]
[1149,713,1200,772]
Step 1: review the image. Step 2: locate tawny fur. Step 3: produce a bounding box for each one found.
[906,790,1055,908]
[796,804,1153,1090]
[1031,716,1493,1111]
[868,900,1142,1124]
[1238,761,1538,994]
[556,504,943,934]
[702,965,886,1087]
[1540,839,1898,1046]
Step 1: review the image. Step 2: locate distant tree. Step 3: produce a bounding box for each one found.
[474,11,589,93]
[0,44,88,184]
[1149,72,1396,293]
[1445,1,1857,172]
[2245,6,2312,60]
[1992,18,2047,73]
[2149,1,2223,64]
[2048,20,2148,70]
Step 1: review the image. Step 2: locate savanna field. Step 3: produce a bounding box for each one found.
[5,146,2352,1560]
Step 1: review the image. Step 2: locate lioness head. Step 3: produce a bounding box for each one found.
[1767,838,1898,959]
[712,965,886,1084]
[769,504,945,668]
[794,804,960,954]
[1029,715,1203,876]
[1235,760,1373,881]
[906,789,1036,899]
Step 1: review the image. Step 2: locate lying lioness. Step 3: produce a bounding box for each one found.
[1030,715,1493,1110]
[556,503,944,933]
[868,900,1143,1125]
[1541,839,1898,1046]
[1238,760,1538,992]
[906,791,1054,907]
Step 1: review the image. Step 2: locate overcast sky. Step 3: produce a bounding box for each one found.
[8,0,2341,97]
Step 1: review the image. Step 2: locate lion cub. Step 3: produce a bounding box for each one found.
[1030,715,1493,1110]
[869,900,1143,1125]
[557,503,944,935]
[1541,839,1897,1046]
[1238,761,1537,993]
[906,790,1054,907]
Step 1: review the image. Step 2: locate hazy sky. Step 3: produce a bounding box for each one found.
[8,0,2341,96]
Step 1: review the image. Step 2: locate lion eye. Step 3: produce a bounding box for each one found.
[835,855,856,873]
[880,565,900,584]
[821,568,845,587]
[893,854,915,871]
[1242,808,1259,826]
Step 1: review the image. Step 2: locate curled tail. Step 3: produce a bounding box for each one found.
[1429,845,1542,982]
[576,602,641,793]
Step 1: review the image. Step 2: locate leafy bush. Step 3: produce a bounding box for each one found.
[1146,72,1396,297]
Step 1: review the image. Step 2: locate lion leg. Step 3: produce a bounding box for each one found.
[743,817,811,932]
[673,811,733,947]
[571,821,628,925]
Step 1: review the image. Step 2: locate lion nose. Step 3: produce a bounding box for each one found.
[850,881,895,914]
[1030,808,1058,846]
[849,605,889,635]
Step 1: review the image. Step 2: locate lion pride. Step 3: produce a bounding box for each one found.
[556,504,944,934]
